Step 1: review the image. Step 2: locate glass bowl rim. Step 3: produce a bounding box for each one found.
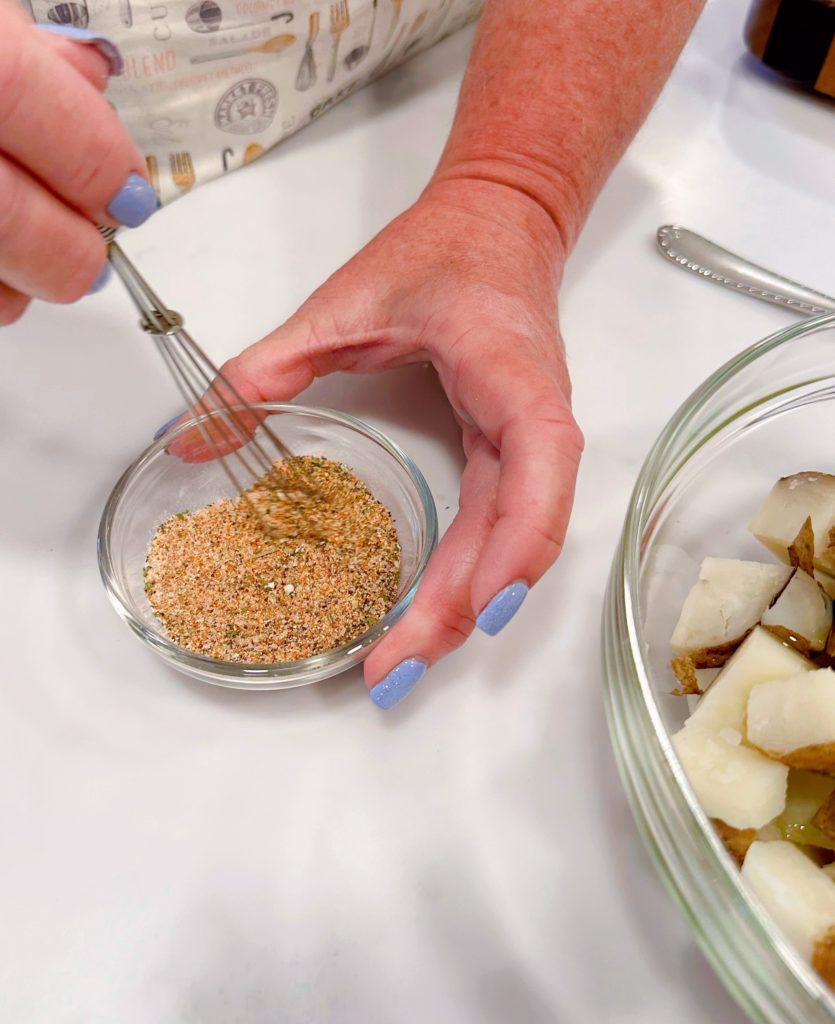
[631,311,835,511]
[624,311,835,725]
[97,402,439,683]
[608,311,835,1016]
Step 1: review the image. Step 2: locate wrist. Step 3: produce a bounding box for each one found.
[420,174,569,283]
[428,153,581,261]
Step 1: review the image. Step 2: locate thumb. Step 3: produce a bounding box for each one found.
[166,308,362,462]
[221,299,412,402]
[168,289,410,461]
[35,25,124,92]
[218,313,319,404]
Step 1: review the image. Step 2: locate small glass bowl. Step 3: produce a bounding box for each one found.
[98,404,438,689]
[602,313,835,1023]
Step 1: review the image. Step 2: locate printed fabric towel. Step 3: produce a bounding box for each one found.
[24,0,483,204]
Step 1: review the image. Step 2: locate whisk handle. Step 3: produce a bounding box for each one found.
[97,225,182,333]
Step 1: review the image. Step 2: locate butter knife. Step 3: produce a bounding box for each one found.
[656,225,835,317]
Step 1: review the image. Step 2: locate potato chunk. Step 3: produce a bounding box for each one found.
[761,569,833,654]
[747,669,835,771]
[672,725,788,829]
[685,626,811,735]
[671,559,791,665]
[741,840,835,965]
[750,473,835,574]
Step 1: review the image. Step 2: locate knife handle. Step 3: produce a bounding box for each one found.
[656,225,835,317]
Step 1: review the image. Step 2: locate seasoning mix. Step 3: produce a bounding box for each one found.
[144,456,401,663]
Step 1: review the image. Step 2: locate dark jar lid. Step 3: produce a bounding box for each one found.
[745,0,835,97]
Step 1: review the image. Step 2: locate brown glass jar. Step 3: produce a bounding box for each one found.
[745,0,835,98]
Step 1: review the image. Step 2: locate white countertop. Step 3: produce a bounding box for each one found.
[2,1,834,1020]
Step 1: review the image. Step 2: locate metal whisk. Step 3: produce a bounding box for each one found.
[99,226,315,536]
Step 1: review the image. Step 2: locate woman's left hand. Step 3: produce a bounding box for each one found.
[221,178,584,708]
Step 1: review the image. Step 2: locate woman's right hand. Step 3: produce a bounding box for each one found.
[0,2,157,323]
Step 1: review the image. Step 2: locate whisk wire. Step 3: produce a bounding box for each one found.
[153,334,253,471]
[153,336,266,502]
[173,328,293,467]
[109,234,293,462]
[98,226,316,537]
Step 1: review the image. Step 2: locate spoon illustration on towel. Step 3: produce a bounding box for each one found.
[190,32,295,64]
[343,0,379,71]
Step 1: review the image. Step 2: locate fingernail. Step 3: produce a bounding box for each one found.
[476,581,529,636]
[35,25,124,76]
[154,412,185,439]
[107,173,157,228]
[86,262,111,295]
[369,658,428,710]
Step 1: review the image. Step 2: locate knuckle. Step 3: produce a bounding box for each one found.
[569,421,585,456]
[535,399,585,457]
[407,585,477,655]
[551,415,584,458]
[432,604,475,650]
[526,519,565,561]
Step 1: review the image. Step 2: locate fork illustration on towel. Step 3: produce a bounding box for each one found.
[170,152,196,192]
[327,1,350,83]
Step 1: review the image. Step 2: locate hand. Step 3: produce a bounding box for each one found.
[0,4,157,323]
[221,179,584,707]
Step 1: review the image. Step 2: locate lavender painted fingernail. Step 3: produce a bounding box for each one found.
[476,581,529,636]
[369,658,428,710]
[154,412,185,439]
[35,25,124,76]
[107,174,157,228]
[86,262,111,295]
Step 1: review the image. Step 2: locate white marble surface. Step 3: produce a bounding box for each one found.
[2,1,834,1020]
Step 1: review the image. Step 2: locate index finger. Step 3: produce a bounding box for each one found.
[0,23,154,226]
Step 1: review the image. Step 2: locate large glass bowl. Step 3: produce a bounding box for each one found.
[98,404,437,689]
[603,313,835,1023]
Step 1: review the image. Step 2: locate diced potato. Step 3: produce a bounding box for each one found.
[685,626,811,735]
[747,670,835,771]
[671,559,791,665]
[672,725,788,829]
[741,840,835,963]
[761,569,833,654]
[667,473,835,980]
[750,473,835,574]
